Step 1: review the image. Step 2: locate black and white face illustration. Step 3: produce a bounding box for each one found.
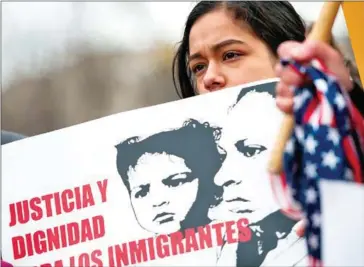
[115,119,224,235]
[127,152,199,234]
[213,82,283,225]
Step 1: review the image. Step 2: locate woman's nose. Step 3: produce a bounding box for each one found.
[152,200,169,208]
[203,64,226,92]
[214,166,241,187]
[215,176,240,188]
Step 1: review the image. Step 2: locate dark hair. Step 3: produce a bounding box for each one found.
[115,119,225,231]
[235,80,276,104]
[172,1,306,99]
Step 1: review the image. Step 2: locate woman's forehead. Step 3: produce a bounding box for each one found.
[128,153,191,183]
[189,9,253,53]
[230,92,276,119]
[220,92,280,143]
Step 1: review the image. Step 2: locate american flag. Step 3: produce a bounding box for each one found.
[270,58,364,267]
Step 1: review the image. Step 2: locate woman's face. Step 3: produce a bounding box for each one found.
[127,152,199,234]
[188,9,277,95]
[212,91,283,224]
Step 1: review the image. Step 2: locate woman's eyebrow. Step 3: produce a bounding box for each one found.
[188,39,246,62]
[131,183,148,191]
[234,138,248,149]
[212,39,245,51]
[162,171,190,182]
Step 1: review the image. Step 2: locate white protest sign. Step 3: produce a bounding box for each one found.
[321,179,364,266]
[1,79,308,267]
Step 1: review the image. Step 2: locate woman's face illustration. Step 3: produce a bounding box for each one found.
[127,152,199,234]
[212,91,282,224]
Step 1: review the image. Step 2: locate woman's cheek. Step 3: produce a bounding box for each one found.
[173,180,199,211]
[132,198,147,217]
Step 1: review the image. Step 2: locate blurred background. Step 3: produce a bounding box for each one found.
[1,2,359,136]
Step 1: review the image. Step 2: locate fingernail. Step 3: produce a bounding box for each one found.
[293,220,306,237]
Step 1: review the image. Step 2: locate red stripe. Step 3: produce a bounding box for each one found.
[278,173,300,215]
[309,256,323,267]
[343,137,363,183]
[330,114,337,128]
[281,207,303,220]
[289,64,306,78]
[349,104,364,183]
[316,58,334,77]
[351,106,364,149]
[279,171,288,190]
[269,174,303,220]
[270,173,283,206]
[270,173,289,208]
[317,92,324,125]
[303,97,319,124]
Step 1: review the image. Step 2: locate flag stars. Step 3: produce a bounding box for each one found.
[305,162,318,178]
[306,187,317,204]
[344,168,354,181]
[322,150,339,169]
[294,95,304,111]
[327,128,340,145]
[334,93,346,110]
[274,61,361,264]
[294,90,311,111]
[315,79,328,93]
[295,126,305,143]
[285,139,294,155]
[305,135,318,154]
[311,212,321,228]
[308,234,319,250]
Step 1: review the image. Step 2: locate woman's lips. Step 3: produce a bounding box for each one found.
[153,212,175,224]
[226,197,249,203]
[225,197,255,214]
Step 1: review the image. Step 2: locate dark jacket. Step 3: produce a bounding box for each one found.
[349,82,364,116]
[1,131,26,145]
[235,210,297,267]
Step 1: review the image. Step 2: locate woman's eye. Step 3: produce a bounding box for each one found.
[241,145,267,158]
[168,179,185,188]
[192,64,205,74]
[235,139,267,158]
[223,51,241,61]
[163,173,194,188]
[134,184,149,199]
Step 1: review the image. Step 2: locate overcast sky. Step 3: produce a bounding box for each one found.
[2,2,348,88]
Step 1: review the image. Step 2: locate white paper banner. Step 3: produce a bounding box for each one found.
[321,179,364,266]
[1,79,308,267]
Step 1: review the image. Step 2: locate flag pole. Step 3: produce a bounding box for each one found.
[268,1,342,174]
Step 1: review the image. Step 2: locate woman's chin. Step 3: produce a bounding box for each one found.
[149,222,181,235]
[208,205,278,225]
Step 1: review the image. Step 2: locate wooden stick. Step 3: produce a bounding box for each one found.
[268,2,342,174]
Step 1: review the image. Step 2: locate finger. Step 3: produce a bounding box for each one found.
[292,40,339,62]
[276,97,294,114]
[279,65,304,86]
[292,40,353,90]
[276,82,293,98]
[293,220,306,238]
[277,41,302,60]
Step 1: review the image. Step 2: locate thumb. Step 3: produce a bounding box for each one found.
[291,40,352,91]
[293,219,306,238]
[291,40,340,64]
